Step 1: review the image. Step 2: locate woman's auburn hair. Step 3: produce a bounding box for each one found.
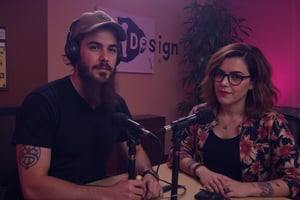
[201,42,279,118]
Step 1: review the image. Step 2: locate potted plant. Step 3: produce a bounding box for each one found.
[177,0,252,115]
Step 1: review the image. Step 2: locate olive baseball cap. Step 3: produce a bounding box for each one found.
[70,10,127,41]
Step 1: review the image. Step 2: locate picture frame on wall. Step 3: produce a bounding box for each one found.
[0,27,7,90]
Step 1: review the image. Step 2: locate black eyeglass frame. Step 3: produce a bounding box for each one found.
[211,69,252,86]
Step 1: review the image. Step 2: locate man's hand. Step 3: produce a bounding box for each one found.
[107,178,145,200]
[142,174,163,199]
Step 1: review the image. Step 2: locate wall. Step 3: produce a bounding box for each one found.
[1,0,299,153]
[228,0,300,107]
[0,0,48,106]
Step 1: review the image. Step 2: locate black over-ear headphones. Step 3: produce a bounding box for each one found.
[65,19,80,63]
[64,19,123,66]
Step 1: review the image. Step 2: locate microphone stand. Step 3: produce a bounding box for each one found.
[127,133,138,179]
[171,126,185,200]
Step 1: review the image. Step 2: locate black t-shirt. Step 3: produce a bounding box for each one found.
[203,130,243,181]
[12,76,130,184]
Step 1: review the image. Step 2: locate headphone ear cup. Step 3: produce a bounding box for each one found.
[65,31,79,63]
[64,20,80,63]
[65,40,79,63]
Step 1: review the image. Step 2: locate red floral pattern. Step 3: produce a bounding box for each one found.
[169,110,300,198]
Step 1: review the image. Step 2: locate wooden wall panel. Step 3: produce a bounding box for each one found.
[0,0,47,106]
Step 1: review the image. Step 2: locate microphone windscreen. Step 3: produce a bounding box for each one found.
[112,112,129,127]
[196,107,215,124]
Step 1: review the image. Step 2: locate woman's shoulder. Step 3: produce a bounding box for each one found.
[258,109,289,129]
[263,109,287,121]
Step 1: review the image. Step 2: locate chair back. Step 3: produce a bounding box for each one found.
[0,107,18,199]
[274,106,300,146]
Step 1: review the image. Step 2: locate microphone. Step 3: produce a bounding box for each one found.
[112,112,152,136]
[156,107,215,135]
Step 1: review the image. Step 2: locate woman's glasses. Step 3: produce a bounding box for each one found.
[212,69,252,86]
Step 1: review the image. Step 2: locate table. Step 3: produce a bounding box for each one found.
[88,163,290,200]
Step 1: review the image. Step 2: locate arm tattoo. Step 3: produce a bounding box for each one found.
[187,159,197,173]
[19,145,41,170]
[258,182,274,196]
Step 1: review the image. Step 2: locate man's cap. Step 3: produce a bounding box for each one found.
[70,10,127,41]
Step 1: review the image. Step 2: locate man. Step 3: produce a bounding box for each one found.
[6,10,162,199]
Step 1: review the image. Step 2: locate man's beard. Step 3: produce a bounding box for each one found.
[77,61,118,108]
[77,61,113,84]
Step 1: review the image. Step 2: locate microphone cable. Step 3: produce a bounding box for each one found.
[149,131,187,199]
[146,130,163,174]
[159,178,187,199]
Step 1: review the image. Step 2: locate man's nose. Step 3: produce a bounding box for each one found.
[99,49,109,61]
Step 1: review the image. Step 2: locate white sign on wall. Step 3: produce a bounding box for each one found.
[101,8,155,74]
[100,8,179,74]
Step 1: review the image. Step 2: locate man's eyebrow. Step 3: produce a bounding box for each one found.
[87,41,102,46]
[109,44,118,48]
[87,41,118,48]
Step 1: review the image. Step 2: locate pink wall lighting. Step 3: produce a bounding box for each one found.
[228,0,300,107]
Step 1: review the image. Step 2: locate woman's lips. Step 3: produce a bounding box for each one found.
[218,90,231,95]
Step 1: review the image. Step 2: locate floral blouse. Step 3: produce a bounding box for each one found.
[169,110,300,198]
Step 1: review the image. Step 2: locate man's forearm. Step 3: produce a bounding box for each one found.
[135,144,153,174]
[21,175,109,200]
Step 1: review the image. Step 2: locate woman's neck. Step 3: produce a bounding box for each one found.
[219,103,245,118]
[215,104,246,138]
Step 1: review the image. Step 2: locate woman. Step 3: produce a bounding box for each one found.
[168,43,300,198]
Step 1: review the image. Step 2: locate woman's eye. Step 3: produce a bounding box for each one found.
[231,73,242,80]
[215,71,224,77]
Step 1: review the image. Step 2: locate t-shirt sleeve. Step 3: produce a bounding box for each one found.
[12,93,57,148]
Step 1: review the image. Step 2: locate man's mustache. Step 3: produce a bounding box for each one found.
[94,62,113,72]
